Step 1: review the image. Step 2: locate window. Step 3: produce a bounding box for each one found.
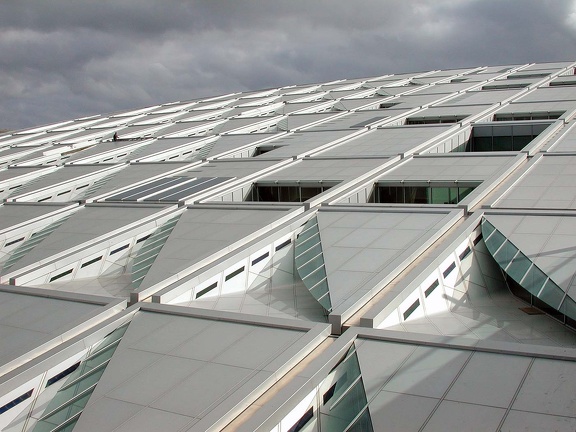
[81,256,103,268]
[46,362,81,387]
[246,183,333,202]
[463,121,552,152]
[251,252,269,266]
[5,237,24,247]
[493,112,563,121]
[196,282,218,299]
[459,246,471,260]
[288,407,314,432]
[225,266,245,282]
[370,183,478,204]
[0,390,33,415]
[49,268,73,282]
[110,244,129,255]
[425,279,439,297]
[443,262,456,278]
[403,299,420,320]
[406,115,466,125]
[275,239,291,251]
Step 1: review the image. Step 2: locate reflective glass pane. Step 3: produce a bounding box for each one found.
[538,279,564,309]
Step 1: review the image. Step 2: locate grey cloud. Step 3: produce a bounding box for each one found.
[1,0,576,130]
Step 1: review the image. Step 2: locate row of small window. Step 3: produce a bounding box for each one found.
[36,183,92,202]
[48,234,151,282]
[195,238,292,299]
[402,234,479,320]
[0,362,80,416]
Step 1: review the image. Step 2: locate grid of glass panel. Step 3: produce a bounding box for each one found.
[2,214,73,272]
[481,218,574,321]
[319,344,373,431]
[132,215,181,288]
[295,216,332,312]
[32,324,128,432]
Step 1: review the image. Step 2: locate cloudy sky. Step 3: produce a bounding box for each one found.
[2,0,576,130]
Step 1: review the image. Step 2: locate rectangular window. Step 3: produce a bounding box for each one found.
[459,246,471,261]
[275,239,291,251]
[136,234,151,244]
[251,251,269,266]
[5,237,24,247]
[46,362,80,387]
[57,190,72,196]
[443,262,456,278]
[110,244,129,255]
[288,407,314,432]
[473,233,482,246]
[75,184,89,190]
[464,122,552,152]
[38,196,52,202]
[246,184,331,203]
[323,382,337,405]
[49,268,73,282]
[493,112,563,121]
[196,282,218,299]
[403,299,420,320]
[225,266,245,282]
[406,116,466,125]
[0,389,33,415]
[81,256,103,268]
[370,184,477,205]
[424,279,439,297]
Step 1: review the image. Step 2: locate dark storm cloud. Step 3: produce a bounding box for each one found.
[1,0,576,130]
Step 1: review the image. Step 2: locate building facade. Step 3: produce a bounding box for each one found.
[1,62,576,431]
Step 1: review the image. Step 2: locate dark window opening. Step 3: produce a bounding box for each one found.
[196,282,218,299]
[225,266,245,282]
[494,112,563,121]
[136,234,151,243]
[252,147,275,156]
[403,299,420,320]
[463,122,552,152]
[288,407,314,432]
[406,116,466,125]
[251,252,269,266]
[443,262,456,278]
[323,382,337,405]
[507,73,549,79]
[0,389,33,415]
[369,184,477,204]
[473,233,483,246]
[550,80,576,87]
[49,268,73,282]
[482,83,529,90]
[459,246,472,261]
[425,280,439,297]
[275,239,291,251]
[379,102,400,109]
[5,237,25,247]
[246,184,333,203]
[81,256,103,268]
[110,244,129,255]
[46,362,80,387]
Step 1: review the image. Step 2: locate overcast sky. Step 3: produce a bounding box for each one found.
[2,0,576,130]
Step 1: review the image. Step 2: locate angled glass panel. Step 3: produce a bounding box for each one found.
[295,216,332,312]
[132,215,181,288]
[32,324,128,432]
[2,214,73,271]
[481,217,576,322]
